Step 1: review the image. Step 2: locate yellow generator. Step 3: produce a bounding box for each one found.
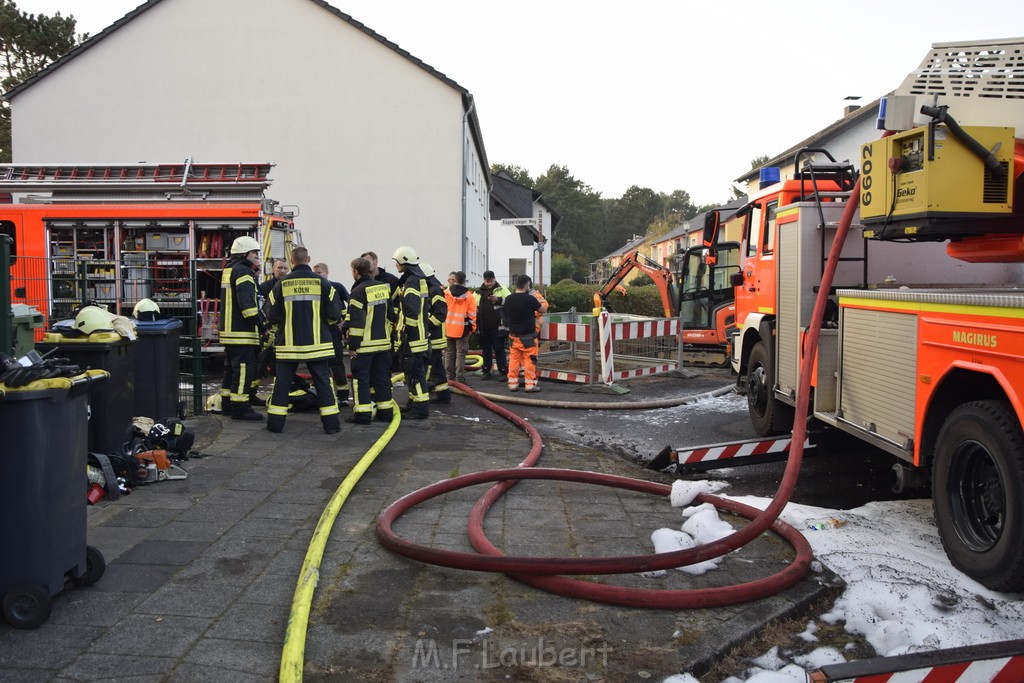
[859,38,1023,243]
[860,124,1015,239]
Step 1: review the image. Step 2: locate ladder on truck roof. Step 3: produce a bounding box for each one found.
[0,161,274,196]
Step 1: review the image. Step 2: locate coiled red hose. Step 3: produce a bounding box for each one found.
[377,180,863,608]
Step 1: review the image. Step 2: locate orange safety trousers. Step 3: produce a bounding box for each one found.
[507,335,538,390]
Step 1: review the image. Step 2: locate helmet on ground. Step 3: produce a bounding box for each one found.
[392,246,419,265]
[420,263,434,278]
[132,298,160,319]
[230,236,261,255]
[75,306,114,335]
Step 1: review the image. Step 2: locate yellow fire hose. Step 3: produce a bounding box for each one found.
[278,408,402,681]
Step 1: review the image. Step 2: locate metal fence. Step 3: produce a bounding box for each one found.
[9,254,219,416]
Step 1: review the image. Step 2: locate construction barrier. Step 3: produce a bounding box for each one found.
[537,310,681,385]
[809,638,1024,682]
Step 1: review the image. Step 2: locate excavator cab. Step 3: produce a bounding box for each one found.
[676,241,740,366]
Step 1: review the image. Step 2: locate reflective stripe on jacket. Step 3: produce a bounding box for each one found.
[346,276,394,354]
[426,277,448,342]
[267,264,343,361]
[397,271,430,354]
[219,259,260,345]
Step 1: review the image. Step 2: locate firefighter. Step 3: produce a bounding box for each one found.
[218,235,266,421]
[419,263,450,404]
[392,245,431,419]
[345,256,396,424]
[313,262,351,404]
[265,247,344,434]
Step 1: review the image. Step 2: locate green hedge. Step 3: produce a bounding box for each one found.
[542,280,671,318]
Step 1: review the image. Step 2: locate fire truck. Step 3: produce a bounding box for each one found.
[719,38,1024,591]
[0,160,301,340]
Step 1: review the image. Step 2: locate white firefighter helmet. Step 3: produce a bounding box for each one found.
[230,235,261,255]
[392,246,419,265]
[75,306,115,335]
[132,298,160,318]
[419,263,434,278]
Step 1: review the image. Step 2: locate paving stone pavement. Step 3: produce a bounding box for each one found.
[0,372,838,682]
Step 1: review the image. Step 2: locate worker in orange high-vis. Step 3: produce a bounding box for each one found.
[443,270,477,384]
[504,274,548,392]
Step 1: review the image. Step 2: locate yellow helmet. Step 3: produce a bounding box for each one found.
[392,246,419,265]
[230,235,261,255]
[132,298,160,318]
[75,306,114,335]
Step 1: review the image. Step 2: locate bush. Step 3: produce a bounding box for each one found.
[542,282,672,318]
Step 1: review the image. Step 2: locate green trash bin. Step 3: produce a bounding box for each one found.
[10,304,45,357]
[0,370,108,629]
[134,318,184,421]
[36,332,135,455]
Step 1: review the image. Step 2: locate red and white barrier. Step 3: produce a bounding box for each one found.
[537,314,680,384]
[598,310,614,385]
[809,638,1024,683]
[673,436,809,466]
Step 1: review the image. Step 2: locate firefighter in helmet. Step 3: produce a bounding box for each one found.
[265,246,344,434]
[218,235,266,421]
[344,256,396,424]
[392,245,431,419]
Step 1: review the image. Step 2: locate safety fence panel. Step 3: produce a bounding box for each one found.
[536,310,680,384]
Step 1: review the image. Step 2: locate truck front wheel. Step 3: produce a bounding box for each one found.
[933,400,1024,591]
[747,341,793,436]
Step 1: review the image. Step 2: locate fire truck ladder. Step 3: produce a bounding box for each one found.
[794,149,868,293]
[0,160,274,197]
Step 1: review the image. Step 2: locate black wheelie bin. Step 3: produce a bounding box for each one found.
[0,370,108,629]
[133,317,184,420]
[36,331,135,455]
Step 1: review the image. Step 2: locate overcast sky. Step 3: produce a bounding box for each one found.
[12,0,1024,206]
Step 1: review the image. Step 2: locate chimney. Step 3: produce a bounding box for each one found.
[843,95,862,117]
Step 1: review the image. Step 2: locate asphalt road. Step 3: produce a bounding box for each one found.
[459,367,929,512]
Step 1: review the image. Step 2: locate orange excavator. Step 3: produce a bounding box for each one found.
[594,245,738,366]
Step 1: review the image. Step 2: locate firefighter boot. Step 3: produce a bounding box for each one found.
[232,403,264,422]
[266,413,285,433]
[345,414,372,425]
[431,389,452,404]
[323,414,341,434]
[374,409,394,423]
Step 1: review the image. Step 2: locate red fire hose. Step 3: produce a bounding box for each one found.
[377,180,863,607]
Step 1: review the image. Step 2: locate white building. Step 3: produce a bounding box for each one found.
[4,0,490,278]
[487,171,560,289]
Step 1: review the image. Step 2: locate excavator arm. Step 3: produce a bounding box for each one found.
[596,250,677,318]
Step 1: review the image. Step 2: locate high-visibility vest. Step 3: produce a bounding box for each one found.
[444,287,477,338]
[396,272,430,354]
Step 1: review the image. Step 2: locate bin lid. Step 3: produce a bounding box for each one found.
[11,303,44,327]
[136,318,183,332]
[0,369,108,401]
[39,331,133,346]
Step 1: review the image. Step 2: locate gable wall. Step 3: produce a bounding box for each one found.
[11,0,481,276]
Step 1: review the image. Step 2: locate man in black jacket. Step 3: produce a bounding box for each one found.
[265,247,344,434]
[314,262,350,404]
